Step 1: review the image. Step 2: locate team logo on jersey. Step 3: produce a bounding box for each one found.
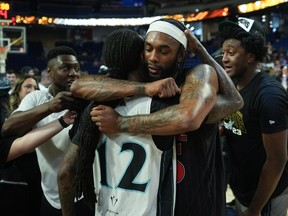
[177,161,185,183]
[176,133,187,141]
[110,195,118,206]
[176,133,187,155]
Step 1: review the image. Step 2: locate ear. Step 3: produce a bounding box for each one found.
[247,53,256,63]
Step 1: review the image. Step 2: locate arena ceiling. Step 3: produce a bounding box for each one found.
[9,0,255,18]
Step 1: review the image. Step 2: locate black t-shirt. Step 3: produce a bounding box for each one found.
[224,72,288,208]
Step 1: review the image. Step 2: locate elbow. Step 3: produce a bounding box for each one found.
[177,110,202,132]
[1,125,7,137]
[277,154,288,167]
[234,92,244,110]
[57,162,74,187]
[57,169,72,186]
[237,96,244,110]
[267,155,287,172]
[1,122,12,137]
[229,96,244,114]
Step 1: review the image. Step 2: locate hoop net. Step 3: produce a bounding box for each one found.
[0,46,9,60]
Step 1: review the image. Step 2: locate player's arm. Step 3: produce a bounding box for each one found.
[7,111,75,161]
[184,29,243,123]
[245,130,287,215]
[92,64,218,135]
[70,75,181,101]
[58,143,79,216]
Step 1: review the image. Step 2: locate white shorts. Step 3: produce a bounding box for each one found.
[235,186,288,216]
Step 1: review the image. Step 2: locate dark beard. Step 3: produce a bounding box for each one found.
[143,61,178,82]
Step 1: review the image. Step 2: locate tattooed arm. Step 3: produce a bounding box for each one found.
[70,75,181,101]
[58,143,79,216]
[92,64,218,135]
[184,30,243,123]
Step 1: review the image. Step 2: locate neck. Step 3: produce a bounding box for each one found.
[236,67,260,91]
[49,84,64,96]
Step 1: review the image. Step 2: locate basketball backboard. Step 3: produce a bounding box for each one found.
[0,26,26,53]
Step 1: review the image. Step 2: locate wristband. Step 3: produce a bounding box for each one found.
[58,116,69,128]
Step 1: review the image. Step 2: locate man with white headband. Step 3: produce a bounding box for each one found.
[146,20,188,48]
[67,18,243,216]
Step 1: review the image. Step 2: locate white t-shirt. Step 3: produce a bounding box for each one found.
[16,90,71,209]
[38,83,48,91]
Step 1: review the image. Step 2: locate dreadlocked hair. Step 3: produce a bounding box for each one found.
[72,28,144,208]
[102,28,144,79]
[73,100,119,208]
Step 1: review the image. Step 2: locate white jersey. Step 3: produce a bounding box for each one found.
[94,96,176,216]
[16,89,71,209]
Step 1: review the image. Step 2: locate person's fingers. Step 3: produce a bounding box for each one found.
[90,111,101,123]
[92,105,107,110]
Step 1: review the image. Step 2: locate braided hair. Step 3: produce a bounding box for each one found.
[72,28,144,208]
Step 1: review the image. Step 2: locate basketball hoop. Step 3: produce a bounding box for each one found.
[0,46,9,73]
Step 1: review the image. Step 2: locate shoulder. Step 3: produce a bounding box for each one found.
[24,90,49,99]
[17,90,50,111]
[255,73,287,97]
[184,64,217,85]
[185,64,215,76]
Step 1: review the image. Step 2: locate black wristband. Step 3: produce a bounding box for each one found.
[58,116,69,128]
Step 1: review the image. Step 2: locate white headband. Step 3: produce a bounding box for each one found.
[146,20,187,49]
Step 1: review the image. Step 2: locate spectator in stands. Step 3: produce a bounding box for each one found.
[8,75,39,112]
[5,69,17,94]
[282,65,288,92]
[38,69,51,91]
[0,74,10,129]
[20,66,34,76]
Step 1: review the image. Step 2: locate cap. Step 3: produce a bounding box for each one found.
[0,73,11,90]
[218,17,266,41]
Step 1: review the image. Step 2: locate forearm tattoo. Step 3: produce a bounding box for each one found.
[79,76,146,101]
[119,106,181,134]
